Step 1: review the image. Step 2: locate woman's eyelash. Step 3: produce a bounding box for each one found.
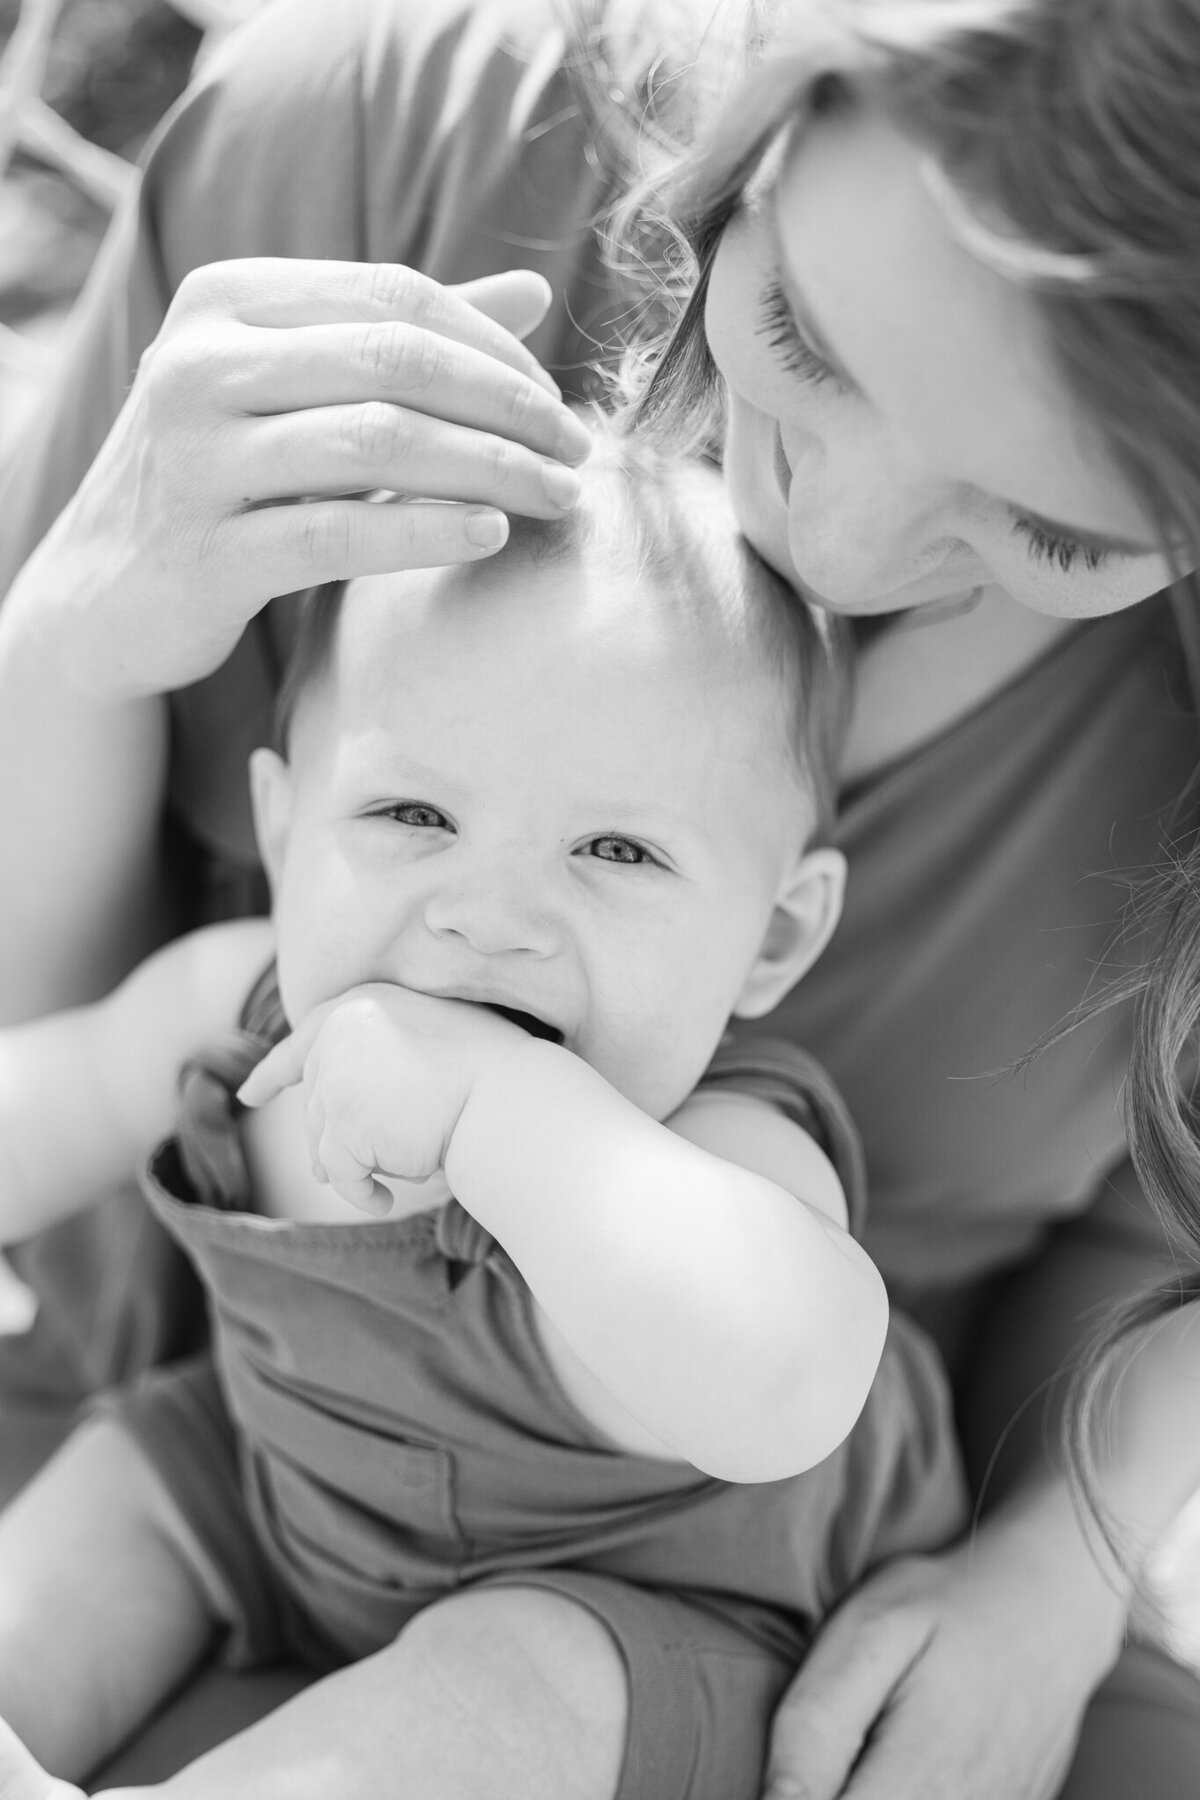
[1010,516,1109,576]
[756,281,840,387]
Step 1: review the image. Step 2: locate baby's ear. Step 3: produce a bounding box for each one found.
[733,847,846,1020]
[248,747,293,899]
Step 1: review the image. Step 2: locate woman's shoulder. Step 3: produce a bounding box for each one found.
[183,0,574,151]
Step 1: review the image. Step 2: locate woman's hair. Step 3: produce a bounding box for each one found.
[623,1,1200,570]
[594,0,1200,1566]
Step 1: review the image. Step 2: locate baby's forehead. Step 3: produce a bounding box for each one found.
[338,537,767,687]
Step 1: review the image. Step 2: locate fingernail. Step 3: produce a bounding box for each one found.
[542,462,582,510]
[557,411,594,464]
[465,509,509,549]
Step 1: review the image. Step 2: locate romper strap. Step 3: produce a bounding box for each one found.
[700,1036,869,1240]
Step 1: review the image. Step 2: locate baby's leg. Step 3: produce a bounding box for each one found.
[0,1413,218,1782]
[127,1572,803,1800]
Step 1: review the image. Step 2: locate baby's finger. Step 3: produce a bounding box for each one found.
[237,1004,335,1108]
[301,1090,328,1182]
[317,1131,393,1217]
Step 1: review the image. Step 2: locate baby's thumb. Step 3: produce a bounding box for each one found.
[0,1719,85,1800]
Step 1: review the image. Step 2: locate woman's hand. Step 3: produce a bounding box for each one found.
[237,984,534,1213]
[761,1489,1127,1800]
[31,258,593,698]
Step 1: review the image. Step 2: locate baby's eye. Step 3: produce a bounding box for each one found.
[385,802,451,829]
[585,836,653,866]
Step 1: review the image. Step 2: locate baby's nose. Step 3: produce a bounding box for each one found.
[422,867,558,958]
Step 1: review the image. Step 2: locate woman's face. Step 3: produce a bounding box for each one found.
[706,105,1180,618]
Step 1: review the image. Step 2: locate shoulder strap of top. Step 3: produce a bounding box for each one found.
[174,962,286,1211]
[698,1036,868,1240]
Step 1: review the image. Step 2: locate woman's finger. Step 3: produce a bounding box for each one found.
[762,1596,936,1800]
[181,261,559,394]
[453,270,554,342]
[225,321,593,465]
[230,495,511,592]
[223,402,583,518]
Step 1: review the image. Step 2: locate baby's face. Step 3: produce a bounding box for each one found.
[254,551,835,1120]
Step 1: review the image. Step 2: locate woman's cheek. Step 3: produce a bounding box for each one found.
[984,543,1177,619]
[721,401,797,581]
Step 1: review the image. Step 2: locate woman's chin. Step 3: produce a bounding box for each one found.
[783,568,987,619]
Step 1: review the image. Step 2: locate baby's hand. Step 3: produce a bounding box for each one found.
[236,985,530,1214]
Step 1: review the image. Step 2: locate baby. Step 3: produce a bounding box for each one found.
[0,436,964,1799]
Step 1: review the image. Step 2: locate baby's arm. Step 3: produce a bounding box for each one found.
[0,1415,221,1786]
[0,918,273,1244]
[451,1048,888,1483]
[240,987,889,1484]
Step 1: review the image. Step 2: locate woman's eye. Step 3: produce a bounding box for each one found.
[1010,515,1108,577]
[385,802,451,829]
[756,279,843,390]
[586,836,652,866]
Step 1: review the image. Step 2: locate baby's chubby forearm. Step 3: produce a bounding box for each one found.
[445,1040,889,1483]
[241,983,890,1483]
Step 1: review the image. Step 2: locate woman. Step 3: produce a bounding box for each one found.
[1,0,1198,1795]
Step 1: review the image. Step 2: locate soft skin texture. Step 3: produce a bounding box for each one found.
[704,99,1200,1800]
[0,2,1197,1795]
[0,521,891,1786]
[254,551,839,1121]
[709,107,1178,624]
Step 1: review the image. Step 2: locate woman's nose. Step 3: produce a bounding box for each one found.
[785,418,966,602]
[422,862,558,958]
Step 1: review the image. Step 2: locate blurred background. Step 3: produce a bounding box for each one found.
[0,0,257,463]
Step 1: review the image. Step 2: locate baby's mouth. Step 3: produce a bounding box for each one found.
[482,1003,564,1045]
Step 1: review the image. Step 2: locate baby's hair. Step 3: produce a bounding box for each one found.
[275,422,851,842]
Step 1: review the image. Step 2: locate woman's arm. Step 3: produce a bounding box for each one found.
[756,1156,1184,1800]
[0,0,609,1021]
